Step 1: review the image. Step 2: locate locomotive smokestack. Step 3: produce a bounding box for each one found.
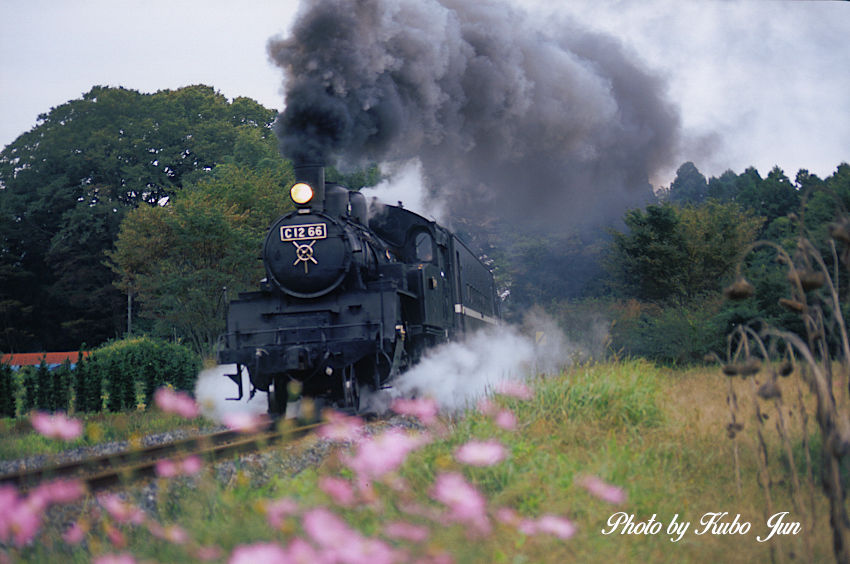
[293,162,326,212]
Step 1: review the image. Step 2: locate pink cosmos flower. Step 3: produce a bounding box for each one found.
[495,507,519,525]
[344,429,430,483]
[317,410,364,442]
[154,387,200,419]
[319,476,357,506]
[62,522,86,545]
[0,485,16,535]
[494,409,518,430]
[182,454,203,474]
[431,472,490,534]
[302,507,360,547]
[286,538,328,564]
[302,508,401,564]
[93,554,136,564]
[535,514,577,539]
[495,380,533,400]
[509,513,576,539]
[384,521,430,543]
[31,478,85,508]
[7,500,41,546]
[414,553,454,564]
[477,398,498,415]
[30,411,83,441]
[222,412,268,433]
[195,546,223,561]
[391,397,439,425]
[454,440,507,467]
[105,523,127,548]
[98,494,145,525]
[575,475,627,505]
[155,455,203,478]
[154,459,178,478]
[264,497,298,529]
[163,524,189,544]
[518,518,539,536]
[341,536,399,564]
[147,522,189,544]
[228,542,288,564]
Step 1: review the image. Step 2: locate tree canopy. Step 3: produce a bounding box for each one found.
[3,83,849,365]
[0,85,280,351]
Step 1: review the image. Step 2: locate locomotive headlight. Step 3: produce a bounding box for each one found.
[290,182,314,205]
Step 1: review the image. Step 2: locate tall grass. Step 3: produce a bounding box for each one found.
[717,208,850,563]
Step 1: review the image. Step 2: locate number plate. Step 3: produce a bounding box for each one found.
[280,223,327,242]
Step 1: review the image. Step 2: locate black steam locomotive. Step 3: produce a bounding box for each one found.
[217,164,499,415]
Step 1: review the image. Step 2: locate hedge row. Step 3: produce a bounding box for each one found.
[1,336,201,417]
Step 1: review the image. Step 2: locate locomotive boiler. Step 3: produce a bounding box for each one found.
[217,164,499,415]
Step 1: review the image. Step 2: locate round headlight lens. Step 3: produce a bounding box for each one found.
[290,182,314,204]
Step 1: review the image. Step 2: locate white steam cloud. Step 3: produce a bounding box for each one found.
[360,158,446,223]
[368,312,577,412]
[194,364,268,421]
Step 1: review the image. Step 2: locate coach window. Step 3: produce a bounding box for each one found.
[414,231,434,262]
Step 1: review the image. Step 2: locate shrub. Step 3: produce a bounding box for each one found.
[609,300,725,364]
[74,350,103,413]
[78,336,201,413]
[0,360,16,417]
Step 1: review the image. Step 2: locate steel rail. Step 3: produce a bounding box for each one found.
[0,421,322,492]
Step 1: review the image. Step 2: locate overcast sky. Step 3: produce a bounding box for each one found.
[1,0,848,186]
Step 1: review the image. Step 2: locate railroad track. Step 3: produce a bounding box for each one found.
[0,420,322,492]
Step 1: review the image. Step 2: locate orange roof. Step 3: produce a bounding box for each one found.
[1,351,90,367]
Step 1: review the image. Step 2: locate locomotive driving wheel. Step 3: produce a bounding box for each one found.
[268,374,288,416]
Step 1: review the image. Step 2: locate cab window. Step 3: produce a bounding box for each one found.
[414,231,434,262]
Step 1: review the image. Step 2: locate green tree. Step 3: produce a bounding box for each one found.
[108,188,265,357]
[607,202,763,304]
[706,169,739,202]
[666,161,708,205]
[0,85,278,351]
[735,166,800,228]
[606,204,688,303]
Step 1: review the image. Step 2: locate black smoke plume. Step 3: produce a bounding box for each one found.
[268,0,681,226]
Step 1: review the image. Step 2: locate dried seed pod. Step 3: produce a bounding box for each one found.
[828,219,850,244]
[757,378,782,400]
[724,277,754,300]
[739,358,762,377]
[779,298,805,313]
[792,269,825,292]
[778,360,794,377]
[726,422,744,439]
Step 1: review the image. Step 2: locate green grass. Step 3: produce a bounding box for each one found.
[5,360,837,563]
